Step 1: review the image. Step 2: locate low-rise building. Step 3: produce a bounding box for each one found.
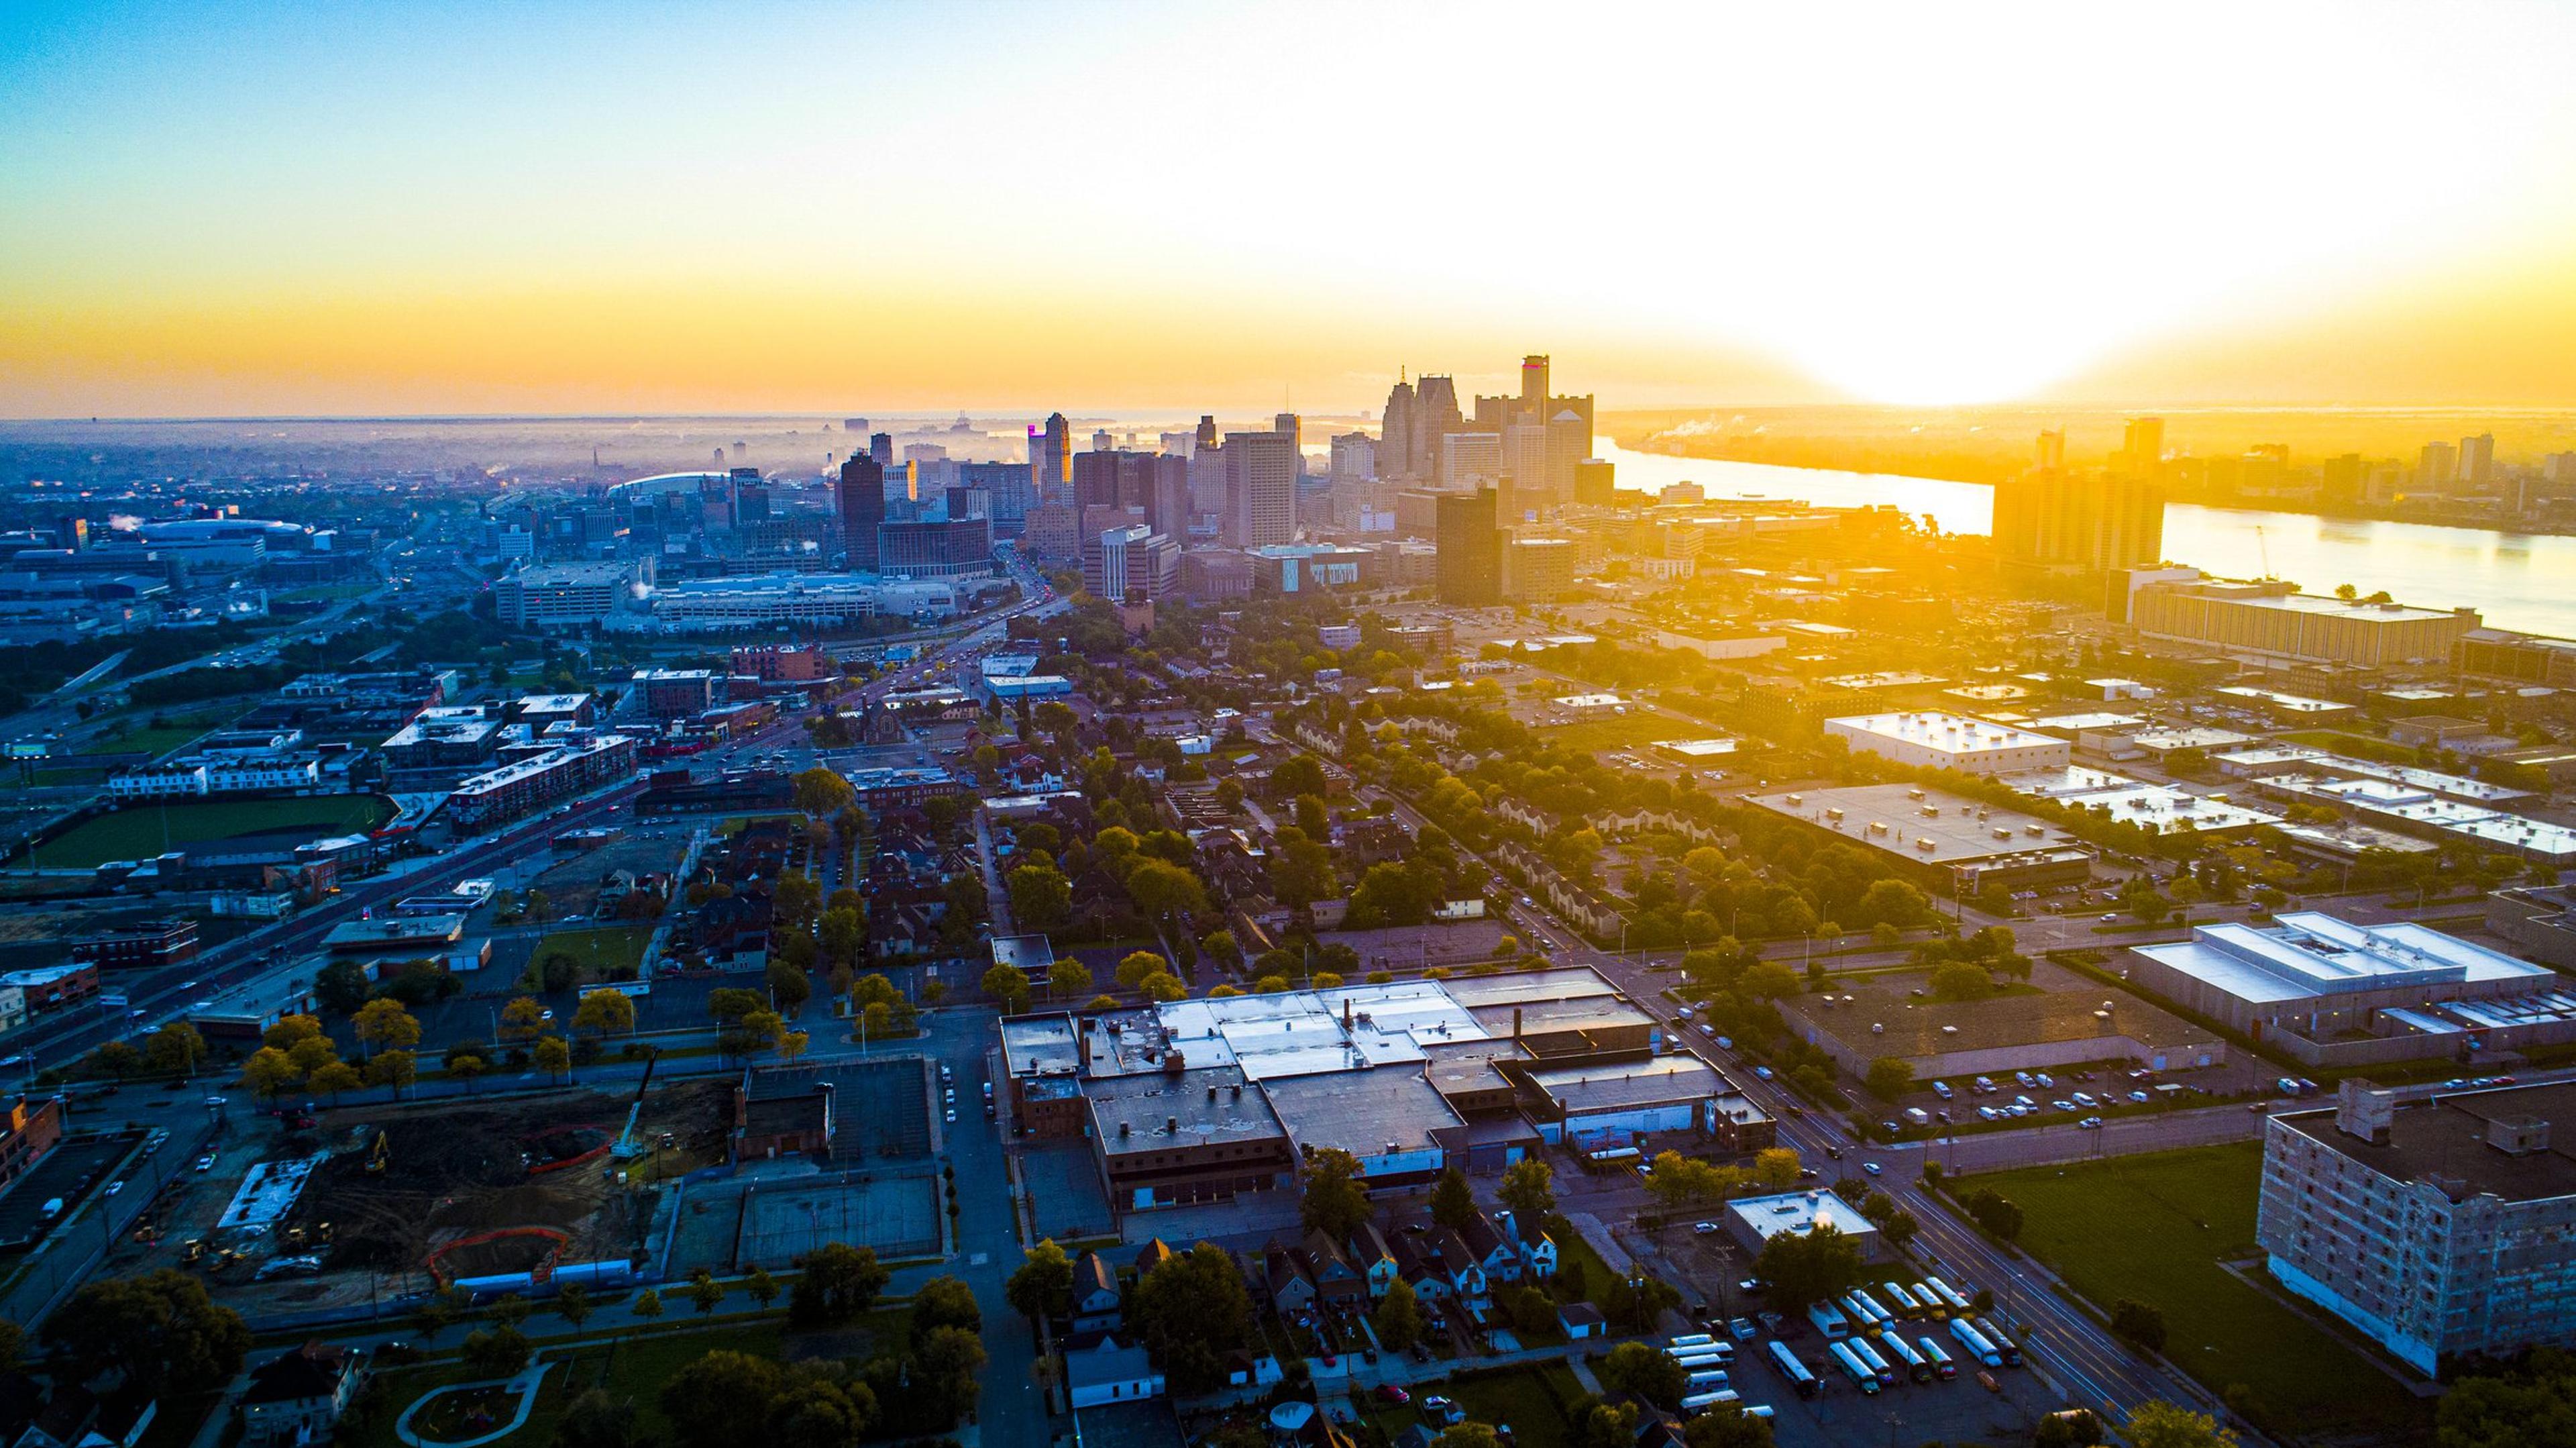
[1724,1190,1883,1263]
[238,1343,364,1447]
[1823,711,2070,776]
[70,919,200,971]
[1744,784,2094,896]
[443,733,637,832]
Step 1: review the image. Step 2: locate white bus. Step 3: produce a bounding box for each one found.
[1878,1329,1931,1384]
[1922,1276,1973,1314]
[1765,1341,1819,1399]
[1678,1390,1740,1413]
[1671,1350,1729,1372]
[1668,1333,1716,1350]
[1807,1300,1850,1340]
[1850,1288,1896,1325]
[1950,1318,2004,1369]
[1974,1318,2024,1367]
[1841,1292,1886,1329]
[1848,1335,1900,1388]
[1684,1370,1730,1394]
[1828,1340,1882,1394]
[1880,1282,1924,1318]
[1918,1337,1957,1380]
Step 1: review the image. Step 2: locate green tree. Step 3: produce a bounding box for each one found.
[1008,864,1072,932]
[1963,1187,2024,1241]
[142,1021,208,1078]
[555,1392,644,1448]
[1752,1222,1860,1312]
[555,1285,594,1333]
[767,1370,879,1448]
[1864,1057,1913,1102]
[791,1243,890,1326]
[660,1350,784,1448]
[1599,1341,1688,1410]
[765,961,813,1013]
[1299,1147,1372,1241]
[1680,1403,1774,1448]
[42,1270,250,1396]
[631,1288,663,1329]
[533,1035,572,1082]
[1007,1239,1075,1321]
[793,768,857,819]
[1049,958,1093,1000]
[1429,1168,1477,1232]
[1497,1157,1556,1223]
[1372,1277,1425,1352]
[746,1268,781,1312]
[1927,960,1995,1002]
[574,988,636,1035]
[315,959,374,1015]
[1128,1243,1252,1392]
[2110,1298,2168,1352]
[981,963,1032,1014]
[2124,1402,2239,1448]
[910,1274,982,1337]
[462,1325,532,1378]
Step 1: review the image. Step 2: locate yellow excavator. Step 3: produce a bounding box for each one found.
[364,1131,390,1174]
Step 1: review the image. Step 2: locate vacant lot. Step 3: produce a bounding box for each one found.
[1966,1144,2427,1445]
[34,794,394,868]
[1353,1363,1585,1448]
[527,925,657,985]
[1531,713,1678,753]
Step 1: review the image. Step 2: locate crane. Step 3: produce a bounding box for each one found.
[610,1047,661,1160]
[2255,523,2271,579]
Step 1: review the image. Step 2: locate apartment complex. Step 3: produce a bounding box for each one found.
[443,733,637,832]
[2259,1081,2576,1374]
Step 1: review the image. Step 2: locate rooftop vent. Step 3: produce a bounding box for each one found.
[2488,1114,2551,1157]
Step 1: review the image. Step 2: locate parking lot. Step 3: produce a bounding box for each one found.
[0,1133,136,1248]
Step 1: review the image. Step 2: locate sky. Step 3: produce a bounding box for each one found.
[5,0,2576,418]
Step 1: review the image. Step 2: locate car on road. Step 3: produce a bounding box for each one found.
[1822,1144,1841,1159]
[194,1153,217,1172]
[1693,1221,1720,1234]
[1752,1066,1774,1080]
[2077,1117,2104,1129]
[104,1180,124,1196]
[2128,1090,2151,1103]
[1861,1161,1882,1176]
[1728,1317,1758,1341]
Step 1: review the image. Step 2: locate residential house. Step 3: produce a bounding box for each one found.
[1429,1227,1489,1308]
[1133,1238,1177,1278]
[1298,1228,1365,1308]
[1071,1251,1123,1335]
[1389,1231,1452,1306]
[1348,1221,1399,1300]
[1458,1212,1521,1285]
[1064,1338,1165,1410]
[16,1390,156,1448]
[1262,1244,1318,1315]
[239,1343,362,1447]
[1505,1210,1558,1278]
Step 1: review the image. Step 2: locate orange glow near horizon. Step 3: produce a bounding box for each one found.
[5,1,2575,416]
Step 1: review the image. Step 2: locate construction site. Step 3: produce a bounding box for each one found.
[116,1077,734,1317]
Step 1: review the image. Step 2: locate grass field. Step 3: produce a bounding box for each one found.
[1533,715,1684,753]
[356,1321,790,1448]
[76,725,215,758]
[1355,1363,1585,1448]
[529,925,657,984]
[1966,1144,2428,1443]
[32,794,394,868]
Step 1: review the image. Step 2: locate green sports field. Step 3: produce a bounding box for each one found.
[1965,1143,2427,1443]
[30,794,394,868]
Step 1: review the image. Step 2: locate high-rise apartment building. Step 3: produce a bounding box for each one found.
[1275,412,1302,477]
[1440,431,1504,489]
[839,454,885,572]
[2258,1080,2576,1375]
[1990,470,2165,572]
[2118,417,2165,478]
[1223,430,1297,548]
[2420,439,2458,490]
[2457,433,2496,488]
[1031,413,1073,501]
[1330,432,1377,482]
[1434,488,1501,605]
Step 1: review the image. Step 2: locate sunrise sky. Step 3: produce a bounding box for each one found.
[5,0,2575,417]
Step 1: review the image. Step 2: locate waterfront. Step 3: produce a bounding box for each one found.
[1595,439,2576,639]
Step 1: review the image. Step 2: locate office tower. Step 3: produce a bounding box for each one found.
[2035,429,2065,470]
[1544,407,1589,497]
[1573,458,1617,507]
[1381,378,1415,480]
[1028,411,1072,501]
[865,432,893,468]
[2457,433,2496,488]
[1275,412,1303,476]
[1504,419,1550,497]
[904,443,948,464]
[2419,440,2458,490]
[1071,450,1120,511]
[943,485,989,521]
[1990,471,2166,572]
[1193,415,1219,454]
[843,417,869,435]
[1093,428,1115,452]
[2320,454,2365,506]
[1084,522,1179,603]
[2118,417,2165,478]
[1412,375,1460,482]
[838,454,885,572]
[1434,488,1502,605]
[1520,354,1548,419]
[1223,429,1297,548]
[1146,454,1189,539]
[2546,452,2576,485]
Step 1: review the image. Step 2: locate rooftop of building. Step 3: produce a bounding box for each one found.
[515,693,591,713]
[323,915,466,949]
[1002,1012,1081,1080]
[2135,913,2549,1006]
[2129,727,2257,750]
[1995,766,2282,834]
[1518,1054,1731,1112]
[1819,672,1947,691]
[1799,972,2218,1058]
[1744,784,2087,866]
[1825,711,2065,754]
[1263,1064,1464,1159]
[1725,1190,1877,1243]
[2167,585,2468,625]
[2277,1081,2576,1203]
[1087,1064,1286,1158]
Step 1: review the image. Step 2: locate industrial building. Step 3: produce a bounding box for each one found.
[494,560,652,630]
[1823,712,2071,776]
[2130,578,2480,666]
[998,967,1764,1217]
[2131,913,2576,1064]
[2259,1080,2576,1374]
[1744,784,2094,896]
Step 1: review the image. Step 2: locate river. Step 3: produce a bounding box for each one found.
[1592,438,2576,639]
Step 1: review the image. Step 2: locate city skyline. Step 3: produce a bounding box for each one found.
[7,1,2576,417]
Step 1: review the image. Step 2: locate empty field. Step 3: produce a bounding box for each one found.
[1966,1143,2427,1444]
[31,794,394,868]
[528,925,656,984]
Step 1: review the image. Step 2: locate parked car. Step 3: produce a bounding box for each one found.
[194,1154,217,1172]
[1375,1386,1410,1405]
